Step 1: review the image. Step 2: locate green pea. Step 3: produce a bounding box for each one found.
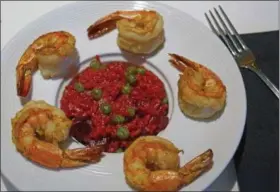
[116,148,123,153]
[74,82,84,92]
[100,103,111,115]
[112,115,125,124]
[127,107,135,117]
[90,57,101,69]
[126,74,137,85]
[91,88,102,100]
[117,126,130,140]
[137,67,146,75]
[127,66,137,74]
[162,97,168,104]
[122,84,132,94]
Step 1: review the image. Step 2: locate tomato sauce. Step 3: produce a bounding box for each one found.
[60,56,169,152]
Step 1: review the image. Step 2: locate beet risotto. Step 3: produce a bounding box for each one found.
[60,56,169,153]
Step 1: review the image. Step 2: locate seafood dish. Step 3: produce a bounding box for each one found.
[7,7,231,191]
[169,54,227,119]
[16,31,78,97]
[123,136,213,191]
[60,56,169,152]
[11,100,104,169]
[87,10,165,54]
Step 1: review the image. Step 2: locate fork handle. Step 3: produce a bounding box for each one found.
[249,67,279,99]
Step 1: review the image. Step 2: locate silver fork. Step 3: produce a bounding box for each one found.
[205,5,279,98]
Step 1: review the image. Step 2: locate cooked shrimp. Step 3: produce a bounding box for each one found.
[16,31,77,97]
[169,53,227,119]
[11,100,104,169]
[87,10,164,54]
[123,136,213,191]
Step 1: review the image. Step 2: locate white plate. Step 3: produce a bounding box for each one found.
[1,1,246,191]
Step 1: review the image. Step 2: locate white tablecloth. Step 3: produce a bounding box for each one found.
[1,1,278,191]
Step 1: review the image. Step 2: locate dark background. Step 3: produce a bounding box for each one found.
[233,30,279,192]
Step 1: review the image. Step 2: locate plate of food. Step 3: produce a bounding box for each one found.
[1,1,246,191]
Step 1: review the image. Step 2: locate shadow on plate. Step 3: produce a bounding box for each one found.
[1,173,19,191]
[205,160,237,191]
[178,100,227,123]
[51,48,81,81]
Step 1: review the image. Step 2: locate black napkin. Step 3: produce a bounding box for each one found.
[233,31,279,192]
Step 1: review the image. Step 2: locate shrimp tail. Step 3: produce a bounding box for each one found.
[24,142,104,169]
[16,50,38,97]
[169,53,199,72]
[16,66,32,97]
[87,11,124,39]
[178,149,213,185]
[87,10,149,39]
[168,55,185,72]
[62,145,105,167]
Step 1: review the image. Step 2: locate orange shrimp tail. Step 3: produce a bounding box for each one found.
[61,146,104,168]
[168,57,185,72]
[87,10,151,39]
[178,149,213,185]
[60,159,88,168]
[87,11,123,39]
[23,139,104,169]
[16,65,32,97]
[169,53,199,72]
[64,145,105,162]
[16,49,38,97]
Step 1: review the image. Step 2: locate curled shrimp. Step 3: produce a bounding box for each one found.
[87,10,164,54]
[16,31,78,97]
[123,136,213,191]
[169,53,227,119]
[11,100,104,169]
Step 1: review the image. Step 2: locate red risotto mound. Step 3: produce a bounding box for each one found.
[60,56,169,153]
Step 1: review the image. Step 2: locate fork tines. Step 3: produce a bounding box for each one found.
[205,5,248,56]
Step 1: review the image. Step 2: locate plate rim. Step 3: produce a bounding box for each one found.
[1,1,247,191]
